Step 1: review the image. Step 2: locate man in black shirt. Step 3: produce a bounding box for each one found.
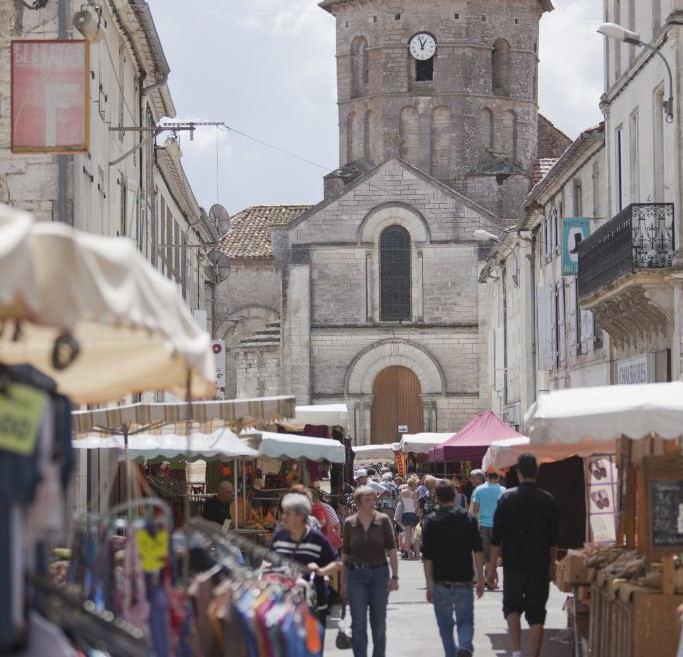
[422,479,485,657]
[488,454,559,657]
[202,480,233,526]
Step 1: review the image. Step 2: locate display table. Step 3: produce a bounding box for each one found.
[589,571,683,657]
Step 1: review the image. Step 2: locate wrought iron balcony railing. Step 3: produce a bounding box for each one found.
[577,203,674,299]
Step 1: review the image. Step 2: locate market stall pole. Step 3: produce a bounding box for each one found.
[527,382,683,657]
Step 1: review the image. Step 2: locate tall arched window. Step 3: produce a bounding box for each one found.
[492,38,511,96]
[363,110,373,161]
[347,111,360,161]
[399,106,419,165]
[351,36,369,98]
[380,225,411,320]
[430,105,453,178]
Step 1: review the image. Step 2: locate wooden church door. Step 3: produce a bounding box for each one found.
[370,366,423,443]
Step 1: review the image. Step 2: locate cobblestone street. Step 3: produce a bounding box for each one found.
[324,560,575,657]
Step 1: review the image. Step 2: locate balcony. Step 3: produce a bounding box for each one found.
[577,203,675,345]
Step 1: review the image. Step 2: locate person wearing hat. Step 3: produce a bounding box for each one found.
[377,472,400,521]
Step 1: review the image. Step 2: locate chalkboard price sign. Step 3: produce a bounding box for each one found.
[651,480,683,547]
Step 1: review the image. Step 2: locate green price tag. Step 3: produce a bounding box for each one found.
[0,384,48,456]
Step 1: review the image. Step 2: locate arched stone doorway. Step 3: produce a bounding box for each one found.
[370,366,423,443]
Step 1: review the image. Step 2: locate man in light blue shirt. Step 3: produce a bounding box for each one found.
[471,471,505,587]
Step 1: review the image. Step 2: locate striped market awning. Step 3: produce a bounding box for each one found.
[73,396,296,437]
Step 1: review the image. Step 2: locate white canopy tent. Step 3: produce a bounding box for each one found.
[526,381,683,444]
[352,443,398,461]
[72,427,258,462]
[289,404,349,430]
[399,432,453,454]
[255,431,346,463]
[0,204,214,402]
[482,435,615,472]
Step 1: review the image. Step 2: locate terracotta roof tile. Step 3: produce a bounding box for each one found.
[219,205,312,260]
[532,158,559,185]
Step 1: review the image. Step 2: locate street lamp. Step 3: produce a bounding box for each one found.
[597,22,674,123]
[473,228,519,286]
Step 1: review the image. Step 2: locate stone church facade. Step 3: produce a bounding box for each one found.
[216,0,568,444]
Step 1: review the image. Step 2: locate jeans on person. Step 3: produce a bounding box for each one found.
[346,565,390,657]
[432,584,475,657]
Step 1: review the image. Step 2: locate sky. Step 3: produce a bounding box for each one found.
[146,0,605,216]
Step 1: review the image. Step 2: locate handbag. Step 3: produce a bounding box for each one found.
[393,498,404,526]
[335,601,352,650]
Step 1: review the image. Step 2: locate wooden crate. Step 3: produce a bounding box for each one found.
[588,576,683,657]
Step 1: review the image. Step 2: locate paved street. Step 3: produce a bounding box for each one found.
[324,559,574,657]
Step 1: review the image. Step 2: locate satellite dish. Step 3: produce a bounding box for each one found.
[207,249,231,283]
[209,203,231,236]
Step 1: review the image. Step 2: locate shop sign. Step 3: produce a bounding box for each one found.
[397,425,408,434]
[616,353,655,385]
[562,217,590,275]
[11,40,90,153]
[212,340,225,389]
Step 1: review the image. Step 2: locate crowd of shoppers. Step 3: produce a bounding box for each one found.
[217,452,560,657]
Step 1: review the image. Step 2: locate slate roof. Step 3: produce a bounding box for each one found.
[219,205,312,260]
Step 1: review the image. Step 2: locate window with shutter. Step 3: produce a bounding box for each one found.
[550,283,558,369]
[536,285,553,371]
[581,309,595,354]
[557,280,566,367]
[568,278,578,357]
[495,328,505,393]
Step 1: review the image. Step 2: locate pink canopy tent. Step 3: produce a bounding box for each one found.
[429,411,523,462]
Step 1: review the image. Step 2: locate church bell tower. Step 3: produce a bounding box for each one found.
[320,0,554,219]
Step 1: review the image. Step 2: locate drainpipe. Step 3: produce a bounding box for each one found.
[516,222,538,407]
[138,72,168,252]
[57,0,69,223]
[501,265,509,407]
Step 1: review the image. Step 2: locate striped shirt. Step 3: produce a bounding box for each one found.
[271,527,339,608]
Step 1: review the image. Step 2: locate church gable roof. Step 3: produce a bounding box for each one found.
[219,205,312,260]
[289,157,496,234]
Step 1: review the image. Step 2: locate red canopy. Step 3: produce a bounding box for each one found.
[429,411,522,462]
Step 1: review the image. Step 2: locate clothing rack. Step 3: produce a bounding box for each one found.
[28,575,148,657]
[186,518,307,578]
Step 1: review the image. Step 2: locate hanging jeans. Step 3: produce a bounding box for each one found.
[431,583,475,657]
[346,564,389,657]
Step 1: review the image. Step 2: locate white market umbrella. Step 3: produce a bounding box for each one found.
[0,204,214,402]
[526,381,683,444]
[256,431,346,463]
[352,443,397,461]
[482,435,615,471]
[291,404,349,429]
[72,427,258,462]
[399,432,453,454]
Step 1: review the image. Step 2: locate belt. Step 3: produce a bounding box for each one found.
[434,580,472,589]
[346,561,388,571]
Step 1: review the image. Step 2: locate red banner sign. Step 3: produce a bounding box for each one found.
[11,40,89,153]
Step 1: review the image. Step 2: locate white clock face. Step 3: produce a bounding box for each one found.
[409,33,436,60]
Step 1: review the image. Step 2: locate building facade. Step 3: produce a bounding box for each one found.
[480,1,682,429]
[217,0,569,444]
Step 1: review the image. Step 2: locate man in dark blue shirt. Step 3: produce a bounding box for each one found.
[488,454,559,657]
[422,479,485,657]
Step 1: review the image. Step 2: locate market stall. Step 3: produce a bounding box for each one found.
[526,382,683,657]
[0,204,216,655]
[352,442,399,464]
[397,432,452,475]
[429,411,522,474]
